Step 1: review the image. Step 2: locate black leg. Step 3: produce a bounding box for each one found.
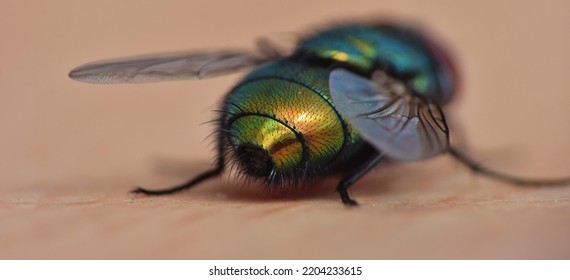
[337,152,385,206]
[131,148,225,195]
[131,165,223,195]
[448,146,570,186]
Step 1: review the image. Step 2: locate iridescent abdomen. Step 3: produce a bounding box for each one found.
[296,24,457,105]
[222,59,363,180]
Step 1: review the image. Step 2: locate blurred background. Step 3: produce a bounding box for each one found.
[1,0,570,259]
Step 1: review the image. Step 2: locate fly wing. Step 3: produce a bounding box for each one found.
[255,33,298,59]
[329,69,449,161]
[69,51,267,84]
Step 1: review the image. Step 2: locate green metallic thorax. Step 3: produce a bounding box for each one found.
[296,24,453,104]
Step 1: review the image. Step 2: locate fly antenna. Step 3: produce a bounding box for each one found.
[448,146,570,186]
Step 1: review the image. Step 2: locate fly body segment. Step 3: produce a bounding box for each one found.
[69,21,570,206]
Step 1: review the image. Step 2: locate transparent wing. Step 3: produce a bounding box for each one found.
[254,33,298,59]
[329,69,449,161]
[68,50,268,84]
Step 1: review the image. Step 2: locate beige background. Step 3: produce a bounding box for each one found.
[2,0,570,259]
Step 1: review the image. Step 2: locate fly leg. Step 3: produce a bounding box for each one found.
[131,164,223,195]
[337,152,385,206]
[131,146,225,195]
[448,146,570,186]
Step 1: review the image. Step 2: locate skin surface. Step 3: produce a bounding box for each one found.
[1,0,570,259]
